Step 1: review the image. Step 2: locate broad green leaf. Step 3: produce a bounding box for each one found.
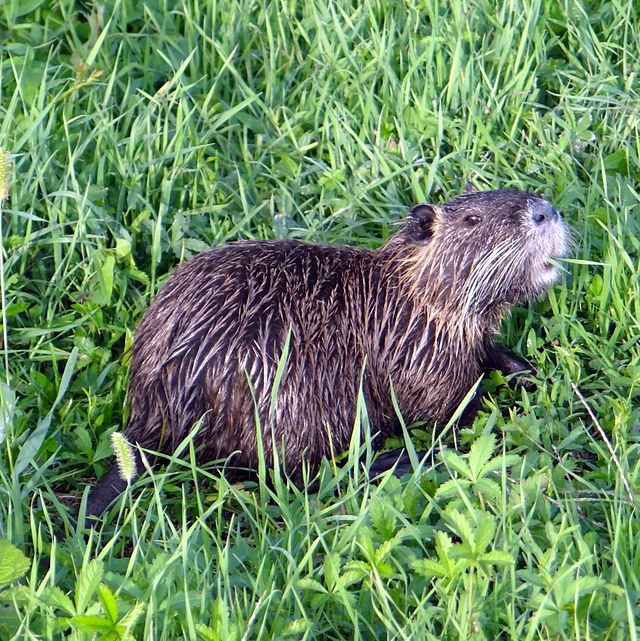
[467,434,496,479]
[115,237,132,260]
[70,614,114,633]
[96,253,115,305]
[323,551,340,591]
[483,454,522,475]
[0,540,30,587]
[568,576,606,600]
[603,149,628,176]
[474,515,496,554]
[444,509,475,548]
[75,559,103,614]
[375,533,403,564]
[434,531,454,565]
[6,0,47,18]
[480,551,515,566]
[196,624,219,641]
[369,497,397,539]
[40,586,75,615]
[281,618,311,637]
[435,478,471,499]
[97,584,119,624]
[439,450,472,479]
[296,578,327,594]
[474,477,502,501]
[413,559,448,579]
[338,567,369,589]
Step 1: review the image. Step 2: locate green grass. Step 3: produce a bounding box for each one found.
[1,0,639,638]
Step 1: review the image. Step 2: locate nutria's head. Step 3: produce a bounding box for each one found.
[385,189,569,318]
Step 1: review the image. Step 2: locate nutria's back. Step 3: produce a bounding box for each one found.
[87,188,568,518]
[128,240,379,473]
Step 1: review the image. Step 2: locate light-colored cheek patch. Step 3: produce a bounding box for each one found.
[539,263,561,286]
[530,219,569,291]
[553,223,569,258]
[550,222,569,258]
[536,219,569,263]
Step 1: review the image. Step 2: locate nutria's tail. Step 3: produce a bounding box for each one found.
[85,451,142,524]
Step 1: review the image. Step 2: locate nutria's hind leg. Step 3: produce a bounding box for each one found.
[484,344,537,390]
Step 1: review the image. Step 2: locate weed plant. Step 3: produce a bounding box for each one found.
[0,0,639,639]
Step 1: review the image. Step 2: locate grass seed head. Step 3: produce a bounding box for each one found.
[110,431,137,483]
[0,149,12,201]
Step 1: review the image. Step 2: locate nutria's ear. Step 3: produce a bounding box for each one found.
[408,203,438,241]
[464,182,480,194]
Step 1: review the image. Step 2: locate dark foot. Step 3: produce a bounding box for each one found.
[369,448,434,478]
[483,344,537,391]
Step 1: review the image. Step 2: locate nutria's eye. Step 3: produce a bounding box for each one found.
[465,215,481,226]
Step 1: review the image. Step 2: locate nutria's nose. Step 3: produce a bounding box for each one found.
[530,200,560,224]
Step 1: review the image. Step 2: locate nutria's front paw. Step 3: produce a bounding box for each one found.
[370,448,434,478]
[510,370,538,392]
[484,344,537,391]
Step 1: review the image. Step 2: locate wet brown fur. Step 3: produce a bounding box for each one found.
[87,188,568,518]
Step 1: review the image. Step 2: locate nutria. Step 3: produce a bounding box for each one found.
[86,188,568,519]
